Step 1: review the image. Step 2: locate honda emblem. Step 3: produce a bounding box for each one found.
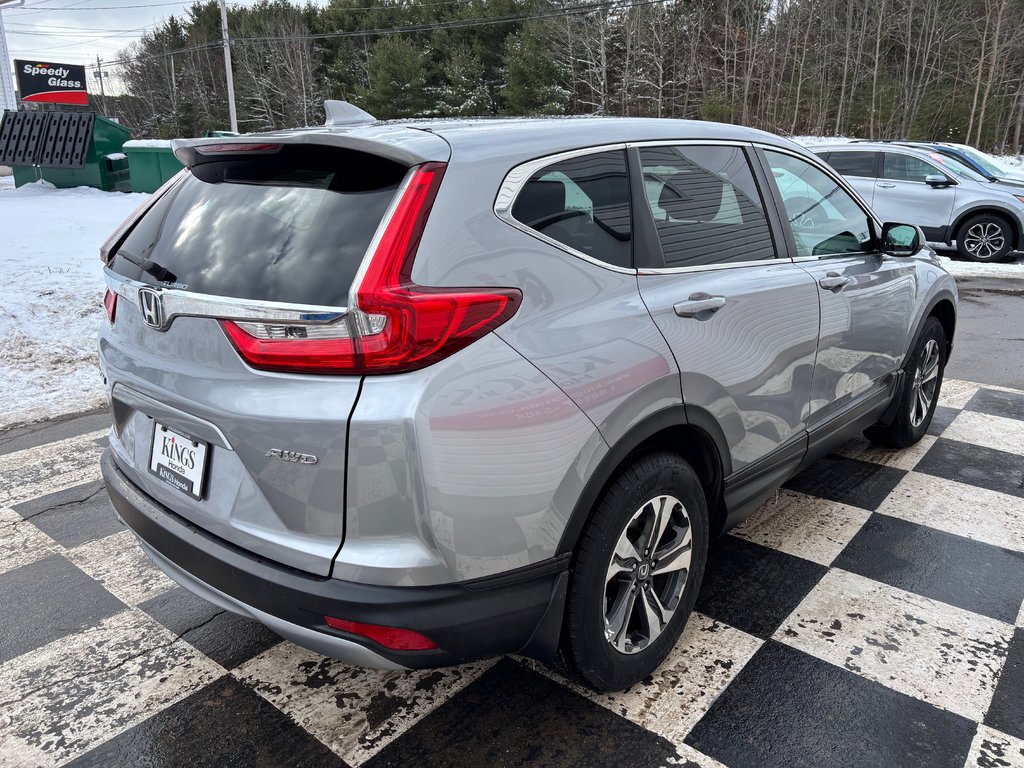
[138,287,164,329]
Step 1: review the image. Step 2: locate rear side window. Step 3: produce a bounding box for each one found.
[110,145,407,307]
[824,151,877,178]
[511,150,632,268]
[638,145,775,268]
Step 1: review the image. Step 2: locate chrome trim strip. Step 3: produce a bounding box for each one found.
[104,269,349,329]
[493,143,636,275]
[638,258,785,275]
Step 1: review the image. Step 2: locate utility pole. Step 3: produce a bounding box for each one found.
[217,0,238,133]
[94,55,108,116]
[0,0,26,114]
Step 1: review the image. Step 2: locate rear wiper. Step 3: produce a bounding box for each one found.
[118,252,177,284]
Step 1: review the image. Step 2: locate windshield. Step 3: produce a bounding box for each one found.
[925,151,988,183]
[954,145,1024,179]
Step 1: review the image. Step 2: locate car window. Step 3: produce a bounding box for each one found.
[511,150,632,268]
[882,153,944,182]
[823,151,877,178]
[763,150,874,258]
[926,151,988,182]
[637,145,775,268]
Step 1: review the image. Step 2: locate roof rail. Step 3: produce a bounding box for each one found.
[324,100,376,127]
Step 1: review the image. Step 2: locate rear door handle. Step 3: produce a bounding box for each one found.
[818,272,851,290]
[674,294,727,317]
[877,182,896,188]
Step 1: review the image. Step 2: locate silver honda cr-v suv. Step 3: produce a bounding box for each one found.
[814,141,1024,262]
[99,106,957,691]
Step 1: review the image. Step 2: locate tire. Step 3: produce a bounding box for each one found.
[564,451,709,691]
[864,316,946,448]
[955,213,1015,262]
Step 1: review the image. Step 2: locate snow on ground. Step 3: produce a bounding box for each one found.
[936,251,1024,277]
[0,181,148,429]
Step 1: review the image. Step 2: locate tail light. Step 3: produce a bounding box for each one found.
[324,616,437,651]
[222,162,522,375]
[103,288,117,323]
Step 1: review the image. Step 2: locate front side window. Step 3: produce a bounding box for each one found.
[511,150,632,268]
[764,150,874,257]
[882,152,945,183]
[638,145,775,267]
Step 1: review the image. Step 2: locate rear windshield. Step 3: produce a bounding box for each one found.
[110,145,406,307]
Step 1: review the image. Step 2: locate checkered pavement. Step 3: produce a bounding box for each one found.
[1,379,1023,768]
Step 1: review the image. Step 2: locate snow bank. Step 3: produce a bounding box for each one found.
[123,139,173,148]
[936,252,1024,278]
[0,181,149,429]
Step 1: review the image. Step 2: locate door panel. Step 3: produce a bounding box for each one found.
[760,149,918,423]
[639,265,820,471]
[632,144,819,473]
[873,152,957,230]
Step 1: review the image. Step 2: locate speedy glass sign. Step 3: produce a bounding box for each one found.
[14,60,88,105]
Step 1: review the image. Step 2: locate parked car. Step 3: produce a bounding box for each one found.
[99,107,957,691]
[814,141,1024,262]
[896,141,1024,185]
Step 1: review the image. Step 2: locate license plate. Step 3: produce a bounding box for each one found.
[149,423,208,500]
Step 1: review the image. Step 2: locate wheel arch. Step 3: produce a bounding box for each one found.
[951,206,1022,250]
[557,405,731,558]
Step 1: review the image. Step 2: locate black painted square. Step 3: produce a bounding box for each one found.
[967,388,1024,422]
[833,513,1024,624]
[0,555,125,664]
[695,536,827,638]
[140,586,282,669]
[915,438,1024,499]
[66,675,348,767]
[364,658,683,768]
[927,405,959,437]
[785,454,906,511]
[686,640,975,768]
[986,627,1024,741]
[12,480,123,549]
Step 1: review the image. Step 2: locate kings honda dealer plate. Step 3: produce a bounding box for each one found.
[149,423,208,500]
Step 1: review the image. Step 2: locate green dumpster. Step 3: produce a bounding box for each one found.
[123,140,185,193]
[0,110,132,192]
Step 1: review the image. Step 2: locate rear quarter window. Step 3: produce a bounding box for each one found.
[109,145,407,307]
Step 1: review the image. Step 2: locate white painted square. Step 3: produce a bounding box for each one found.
[729,489,871,566]
[524,612,762,746]
[0,608,221,767]
[0,507,59,576]
[939,380,981,410]
[237,642,493,765]
[0,430,107,508]
[835,434,938,472]
[963,724,1024,768]
[944,410,1024,457]
[877,472,1024,554]
[67,530,176,606]
[775,569,1013,721]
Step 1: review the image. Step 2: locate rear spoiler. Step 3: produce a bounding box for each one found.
[172,102,449,168]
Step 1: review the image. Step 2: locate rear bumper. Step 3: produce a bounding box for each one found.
[101,449,568,669]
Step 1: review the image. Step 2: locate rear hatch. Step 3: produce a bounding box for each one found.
[99,136,446,576]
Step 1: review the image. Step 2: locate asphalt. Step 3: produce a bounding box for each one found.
[946,275,1024,389]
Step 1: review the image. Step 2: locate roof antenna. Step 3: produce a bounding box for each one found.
[324,100,376,127]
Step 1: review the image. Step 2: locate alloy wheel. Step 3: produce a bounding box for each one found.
[910,338,940,428]
[963,222,1005,260]
[603,494,692,654]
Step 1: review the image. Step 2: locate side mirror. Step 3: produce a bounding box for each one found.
[925,174,954,187]
[880,222,922,256]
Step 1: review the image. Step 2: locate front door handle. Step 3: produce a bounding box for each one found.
[877,182,896,188]
[818,272,851,291]
[674,294,727,317]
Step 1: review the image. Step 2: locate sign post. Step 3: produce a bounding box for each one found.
[0,0,25,113]
[14,59,88,105]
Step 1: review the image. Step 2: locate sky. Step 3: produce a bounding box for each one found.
[1,0,326,97]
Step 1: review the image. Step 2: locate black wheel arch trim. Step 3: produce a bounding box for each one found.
[556,404,731,557]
